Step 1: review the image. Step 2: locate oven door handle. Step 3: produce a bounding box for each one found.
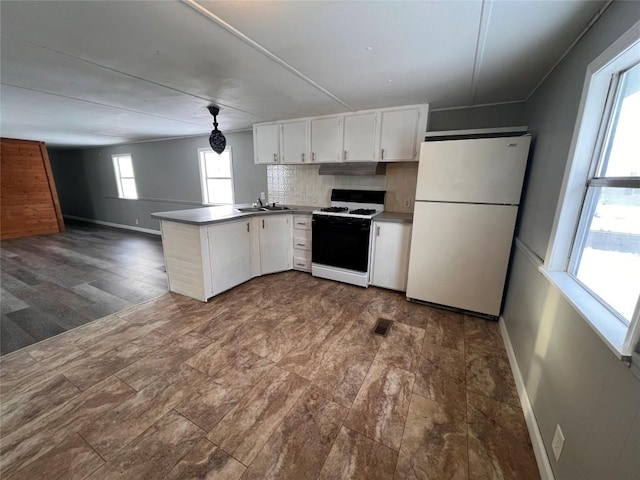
[313,224,370,232]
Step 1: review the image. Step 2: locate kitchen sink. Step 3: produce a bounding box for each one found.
[236,207,266,213]
[236,205,291,213]
[261,205,290,211]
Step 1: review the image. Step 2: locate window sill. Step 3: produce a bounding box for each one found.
[539,268,630,361]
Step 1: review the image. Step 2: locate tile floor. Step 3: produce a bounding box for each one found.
[0,271,540,479]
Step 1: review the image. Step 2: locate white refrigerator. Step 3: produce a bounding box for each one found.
[406,135,531,317]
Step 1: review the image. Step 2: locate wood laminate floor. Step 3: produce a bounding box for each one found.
[0,222,168,355]
[0,271,540,479]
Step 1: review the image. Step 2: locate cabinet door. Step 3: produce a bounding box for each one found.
[370,222,412,291]
[310,117,340,163]
[208,220,252,295]
[379,108,420,161]
[281,121,308,164]
[254,123,280,164]
[260,215,291,274]
[343,112,377,162]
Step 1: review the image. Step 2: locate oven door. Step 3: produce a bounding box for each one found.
[312,215,371,272]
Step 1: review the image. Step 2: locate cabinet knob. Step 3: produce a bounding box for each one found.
[344,150,348,160]
[311,152,315,162]
[247,222,250,232]
[262,219,265,229]
[381,148,385,160]
[273,153,277,162]
[301,153,305,162]
[376,225,380,236]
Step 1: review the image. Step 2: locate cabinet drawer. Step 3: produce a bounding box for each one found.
[293,256,311,271]
[293,236,311,251]
[293,215,312,230]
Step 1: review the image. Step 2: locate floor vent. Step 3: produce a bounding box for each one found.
[373,318,393,337]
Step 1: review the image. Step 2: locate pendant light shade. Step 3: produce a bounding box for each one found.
[207,106,226,154]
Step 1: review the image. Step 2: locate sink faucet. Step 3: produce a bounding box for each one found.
[257,196,263,207]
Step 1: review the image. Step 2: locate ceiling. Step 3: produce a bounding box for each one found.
[0,0,606,147]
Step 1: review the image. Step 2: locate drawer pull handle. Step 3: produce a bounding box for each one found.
[296,243,304,247]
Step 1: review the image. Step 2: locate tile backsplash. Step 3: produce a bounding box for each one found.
[267,162,419,213]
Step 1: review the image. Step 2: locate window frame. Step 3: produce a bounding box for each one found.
[112,153,138,200]
[544,20,640,361]
[198,147,234,206]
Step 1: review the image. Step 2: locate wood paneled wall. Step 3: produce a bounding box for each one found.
[1,138,64,239]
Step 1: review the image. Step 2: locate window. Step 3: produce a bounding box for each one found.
[112,154,138,199]
[545,23,640,360]
[569,62,640,325]
[198,147,234,205]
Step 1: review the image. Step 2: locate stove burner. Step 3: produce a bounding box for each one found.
[349,209,376,215]
[320,207,349,213]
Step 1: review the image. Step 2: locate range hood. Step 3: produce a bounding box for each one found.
[318,162,387,176]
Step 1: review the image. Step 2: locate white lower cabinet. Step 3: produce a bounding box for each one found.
[292,214,312,272]
[259,215,291,274]
[160,214,300,302]
[370,221,412,291]
[207,220,253,296]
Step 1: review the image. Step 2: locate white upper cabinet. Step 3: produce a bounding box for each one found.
[254,123,280,164]
[280,120,308,164]
[310,116,341,163]
[343,112,377,162]
[259,214,291,275]
[379,107,421,161]
[253,104,428,164]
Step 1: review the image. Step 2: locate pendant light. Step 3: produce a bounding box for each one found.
[207,106,226,154]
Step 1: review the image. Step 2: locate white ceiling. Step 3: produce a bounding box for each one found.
[0,0,606,147]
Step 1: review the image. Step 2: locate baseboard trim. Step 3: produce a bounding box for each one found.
[63,215,161,236]
[499,316,555,480]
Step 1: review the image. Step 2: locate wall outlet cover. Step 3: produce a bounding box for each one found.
[552,424,565,462]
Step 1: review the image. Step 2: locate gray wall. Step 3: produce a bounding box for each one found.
[49,130,266,231]
[425,4,640,478]
[502,3,640,479]
[428,102,525,132]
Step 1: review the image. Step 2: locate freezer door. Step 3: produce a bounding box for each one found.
[415,136,530,204]
[406,202,518,316]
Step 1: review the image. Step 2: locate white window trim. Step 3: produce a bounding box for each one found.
[543,20,640,361]
[198,147,235,206]
[112,153,138,200]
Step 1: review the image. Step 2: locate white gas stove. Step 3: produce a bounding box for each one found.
[311,189,386,287]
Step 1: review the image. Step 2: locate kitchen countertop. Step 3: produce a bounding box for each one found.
[374,212,413,223]
[151,204,315,226]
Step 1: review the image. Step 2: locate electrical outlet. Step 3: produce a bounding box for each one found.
[404,198,411,208]
[552,424,565,462]
[260,192,266,200]
[135,218,139,225]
